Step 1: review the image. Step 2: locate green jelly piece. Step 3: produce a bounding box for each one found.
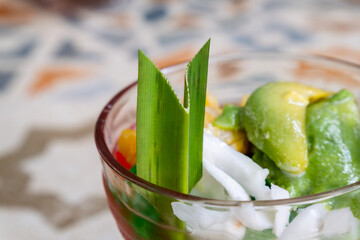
[305,89,360,194]
[213,104,244,130]
[244,82,329,174]
[253,89,360,199]
[243,228,276,240]
[252,148,311,197]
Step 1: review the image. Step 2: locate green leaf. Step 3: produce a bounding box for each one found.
[213,104,244,130]
[137,50,189,194]
[185,39,210,191]
[136,41,210,231]
[136,40,210,194]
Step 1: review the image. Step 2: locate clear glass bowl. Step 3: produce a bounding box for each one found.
[95,52,360,240]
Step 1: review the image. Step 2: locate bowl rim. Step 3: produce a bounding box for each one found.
[95,51,360,207]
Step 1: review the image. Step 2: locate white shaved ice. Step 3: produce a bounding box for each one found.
[271,184,291,237]
[203,159,250,201]
[172,131,360,239]
[279,203,328,240]
[172,132,292,238]
[321,207,359,239]
[203,132,271,200]
[171,202,246,240]
[279,203,360,240]
[232,202,274,230]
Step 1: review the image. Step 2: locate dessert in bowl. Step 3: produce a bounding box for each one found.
[95,50,360,240]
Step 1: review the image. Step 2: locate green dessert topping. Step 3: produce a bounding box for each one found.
[252,88,360,197]
[213,104,244,130]
[243,81,331,174]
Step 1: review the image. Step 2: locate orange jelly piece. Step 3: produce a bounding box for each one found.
[118,129,137,167]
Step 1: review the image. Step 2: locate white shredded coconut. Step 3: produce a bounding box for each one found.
[172,132,360,239]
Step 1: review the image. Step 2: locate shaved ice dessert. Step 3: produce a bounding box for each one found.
[95,43,360,240]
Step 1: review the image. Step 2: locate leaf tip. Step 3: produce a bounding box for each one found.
[138,49,148,62]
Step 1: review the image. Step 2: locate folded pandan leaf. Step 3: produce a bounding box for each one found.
[136,40,210,194]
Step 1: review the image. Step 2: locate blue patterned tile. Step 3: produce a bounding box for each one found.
[233,35,256,47]
[285,29,309,42]
[16,40,36,57]
[0,71,14,92]
[144,6,167,21]
[55,40,100,60]
[0,40,36,59]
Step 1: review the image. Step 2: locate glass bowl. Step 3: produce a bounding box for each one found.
[95,52,360,240]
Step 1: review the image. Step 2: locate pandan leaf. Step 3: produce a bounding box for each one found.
[137,50,189,194]
[185,39,210,191]
[213,104,244,130]
[136,40,210,194]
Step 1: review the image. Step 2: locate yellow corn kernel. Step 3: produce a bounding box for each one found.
[283,86,331,106]
[118,129,137,166]
[308,91,332,102]
[229,130,250,155]
[206,124,250,154]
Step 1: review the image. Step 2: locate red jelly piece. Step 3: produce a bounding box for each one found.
[115,151,132,170]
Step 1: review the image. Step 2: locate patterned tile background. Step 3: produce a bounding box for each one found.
[1,0,360,239]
